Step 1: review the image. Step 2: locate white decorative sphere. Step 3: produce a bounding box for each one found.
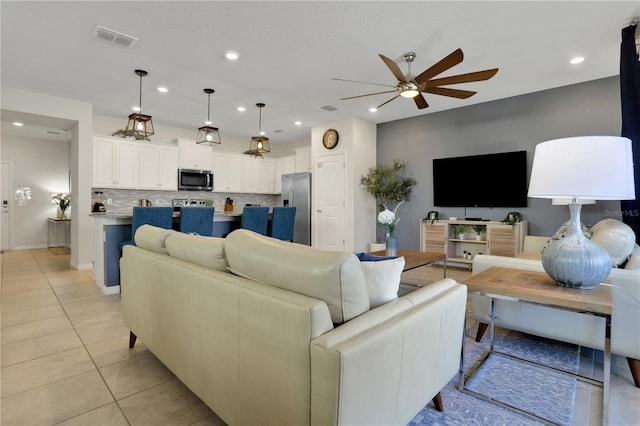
[589,219,636,267]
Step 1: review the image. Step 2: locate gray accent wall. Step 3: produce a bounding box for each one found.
[377,76,623,250]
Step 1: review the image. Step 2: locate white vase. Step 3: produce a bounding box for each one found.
[458,234,465,240]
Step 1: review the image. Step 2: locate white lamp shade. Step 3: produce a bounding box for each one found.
[528,136,635,200]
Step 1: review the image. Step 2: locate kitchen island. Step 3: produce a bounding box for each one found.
[92,211,241,294]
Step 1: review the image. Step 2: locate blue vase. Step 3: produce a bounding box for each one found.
[386,233,398,256]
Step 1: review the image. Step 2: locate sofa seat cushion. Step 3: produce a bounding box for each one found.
[165,232,227,272]
[355,252,405,308]
[224,229,369,324]
[134,224,176,254]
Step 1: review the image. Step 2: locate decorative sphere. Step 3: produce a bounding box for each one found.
[589,219,636,266]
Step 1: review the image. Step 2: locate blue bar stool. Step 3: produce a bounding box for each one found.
[269,207,297,241]
[240,206,270,235]
[179,207,215,236]
[118,207,174,251]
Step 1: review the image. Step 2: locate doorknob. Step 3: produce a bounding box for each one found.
[316,209,322,213]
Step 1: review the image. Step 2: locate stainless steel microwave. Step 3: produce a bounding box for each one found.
[178,168,213,191]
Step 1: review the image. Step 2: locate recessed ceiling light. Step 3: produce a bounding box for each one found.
[237,106,246,112]
[13,122,24,126]
[157,86,169,93]
[570,57,585,64]
[369,107,378,112]
[225,51,239,60]
[132,106,141,112]
[294,121,302,126]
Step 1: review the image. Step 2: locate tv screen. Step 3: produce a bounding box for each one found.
[433,150,528,207]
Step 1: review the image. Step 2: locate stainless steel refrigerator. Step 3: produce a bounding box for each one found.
[281,172,311,245]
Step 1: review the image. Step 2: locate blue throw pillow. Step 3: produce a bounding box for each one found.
[355,252,398,262]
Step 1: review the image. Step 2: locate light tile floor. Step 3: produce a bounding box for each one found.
[1,249,638,425]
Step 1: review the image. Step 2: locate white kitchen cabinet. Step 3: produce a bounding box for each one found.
[93,136,139,188]
[212,152,243,192]
[274,155,296,193]
[139,144,179,190]
[295,146,311,172]
[178,138,213,170]
[242,156,275,193]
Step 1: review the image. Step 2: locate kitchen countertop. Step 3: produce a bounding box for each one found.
[90,211,242,219]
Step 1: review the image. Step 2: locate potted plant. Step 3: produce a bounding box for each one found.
[451,224,467,239]
[112,129,150,141]
[502,211,522,228]
[472,224,485,240]
[360,160,416,245]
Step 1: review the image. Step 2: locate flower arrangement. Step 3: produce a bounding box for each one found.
[52,192,71,217]
[377,201,404,235]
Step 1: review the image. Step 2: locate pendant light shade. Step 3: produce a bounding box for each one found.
[196,88,222,145]
[245,103,270,156]
[125,69,155,138]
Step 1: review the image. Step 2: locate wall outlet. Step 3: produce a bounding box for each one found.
[107,198,112,205]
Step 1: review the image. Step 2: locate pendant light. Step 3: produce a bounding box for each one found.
[196,88,222,145]
[125,69,154,138]
[245,102,270,155]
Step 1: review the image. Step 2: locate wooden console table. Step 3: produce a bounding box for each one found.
[460,266,613,425]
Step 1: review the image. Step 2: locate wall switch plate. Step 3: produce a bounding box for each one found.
[107,198,112,205]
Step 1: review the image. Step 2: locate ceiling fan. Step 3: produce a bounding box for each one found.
[334,49,498,110]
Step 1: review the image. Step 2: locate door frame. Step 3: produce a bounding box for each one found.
[1,161,14,252]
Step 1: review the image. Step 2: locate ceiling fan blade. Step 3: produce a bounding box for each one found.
[414,48,464,85]
[423,86,476,99]
[423,68,499,88]
[340,90,398,100]
[413,93,429,109]
[376,95,400,109]
[332,78,397,88]
[379,54,407,83]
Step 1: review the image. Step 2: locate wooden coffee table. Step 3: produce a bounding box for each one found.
[460,266,613,425]
[370,249,447,277]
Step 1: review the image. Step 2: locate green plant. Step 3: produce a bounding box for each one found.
[472,224,485,234]
[111,129,150,141]
[361,160,416,242]
[451,224,467,236]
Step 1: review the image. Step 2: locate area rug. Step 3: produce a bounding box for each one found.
[409,327,580,426]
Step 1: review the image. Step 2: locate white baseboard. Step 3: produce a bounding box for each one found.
[96,282,120,295]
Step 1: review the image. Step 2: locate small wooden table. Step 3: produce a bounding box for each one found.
[370,249,447,276]
[460,266,613,425]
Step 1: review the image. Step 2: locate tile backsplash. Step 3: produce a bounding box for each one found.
[92,188,281,214]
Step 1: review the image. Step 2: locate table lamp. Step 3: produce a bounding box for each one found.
[528,136,635,289]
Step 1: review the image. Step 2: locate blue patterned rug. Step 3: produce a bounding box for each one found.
[409,327,580,426]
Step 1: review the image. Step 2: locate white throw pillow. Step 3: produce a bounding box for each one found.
[165,232,227,272]
[356,253,405,308]
[589,219,636,267]
[625,244,640,271]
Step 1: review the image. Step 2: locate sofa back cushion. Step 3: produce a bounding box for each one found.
[134,224,176,254]
[224,229,369,324]
[165,232,227,272]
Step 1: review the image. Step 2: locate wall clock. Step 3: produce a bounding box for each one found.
[322,129,339,149]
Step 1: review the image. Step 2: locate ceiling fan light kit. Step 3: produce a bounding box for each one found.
[196,88,222,146]
[336,49,498,110]
[125,69,155,138]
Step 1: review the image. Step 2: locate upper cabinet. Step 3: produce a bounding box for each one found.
[178,138,213,170]
[93,136,139,188]
[139,144,179,190]
[212,152,243,192]
[274,155,296,193]
[295,146,311,173]
[242,156,274,194]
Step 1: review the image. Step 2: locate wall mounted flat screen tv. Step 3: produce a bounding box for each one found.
[433,150,528,207]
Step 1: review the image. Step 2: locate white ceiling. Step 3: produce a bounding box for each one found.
[1,1,639,144]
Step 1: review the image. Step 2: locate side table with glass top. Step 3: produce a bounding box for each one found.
[47,217,70,254]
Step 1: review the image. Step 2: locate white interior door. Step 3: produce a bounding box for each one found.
[1,162,12,251]
[315,153,345,251]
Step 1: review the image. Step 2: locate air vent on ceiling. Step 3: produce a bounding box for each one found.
[46,130,62,135]
[93,25,138,48]
[319,104,339,112]
[274,129,283,133]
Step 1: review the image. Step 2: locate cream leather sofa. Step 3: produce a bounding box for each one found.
[121,227,467,426]
[471,254,640,387]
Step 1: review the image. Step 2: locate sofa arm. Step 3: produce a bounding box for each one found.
[310,279,467,426]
